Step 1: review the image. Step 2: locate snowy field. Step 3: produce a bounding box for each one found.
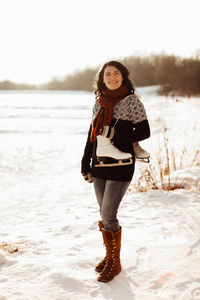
[0,87,200,300]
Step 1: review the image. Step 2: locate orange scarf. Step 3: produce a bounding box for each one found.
[90,85,129,142]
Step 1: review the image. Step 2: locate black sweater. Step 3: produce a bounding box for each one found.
[81,95,150,181]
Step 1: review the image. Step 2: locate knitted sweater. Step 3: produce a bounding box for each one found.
[81,94,150,181]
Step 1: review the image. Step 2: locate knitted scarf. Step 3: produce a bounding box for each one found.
[90,85,129,142]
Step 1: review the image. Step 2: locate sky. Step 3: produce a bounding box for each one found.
[0,0,199,84]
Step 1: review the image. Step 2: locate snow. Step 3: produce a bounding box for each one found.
[0,88,200,299]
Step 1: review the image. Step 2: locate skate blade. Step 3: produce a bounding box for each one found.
[136,157,150,163]
[95,158,133,167]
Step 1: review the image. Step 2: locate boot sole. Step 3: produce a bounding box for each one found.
[97,268,121,282]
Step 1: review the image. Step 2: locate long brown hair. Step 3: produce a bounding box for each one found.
[93,61,135,97]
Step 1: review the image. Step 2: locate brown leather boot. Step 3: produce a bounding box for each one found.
[95,221,107,273]
[97,227,122,282]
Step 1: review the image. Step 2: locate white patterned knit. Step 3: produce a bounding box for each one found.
[92,95,147,124]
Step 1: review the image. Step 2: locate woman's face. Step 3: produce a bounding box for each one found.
[103,66,123,90]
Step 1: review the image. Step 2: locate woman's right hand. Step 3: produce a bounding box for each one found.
[82,172,93,183]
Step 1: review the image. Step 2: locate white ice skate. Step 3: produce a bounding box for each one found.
[133,142,150,163]
[95,126,133,167]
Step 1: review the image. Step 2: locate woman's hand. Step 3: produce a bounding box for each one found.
[82,172,93,183]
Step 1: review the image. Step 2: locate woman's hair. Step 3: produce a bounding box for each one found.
[93,60,135,96]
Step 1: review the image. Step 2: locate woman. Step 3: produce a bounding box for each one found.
[81,61,150,282]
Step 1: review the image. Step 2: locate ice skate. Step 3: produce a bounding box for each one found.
[133,142,150,163]
[95,126,133,167]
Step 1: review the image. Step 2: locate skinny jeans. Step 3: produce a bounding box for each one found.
[93,178,130,232]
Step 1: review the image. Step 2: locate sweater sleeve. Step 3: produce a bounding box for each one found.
[132,119,150,142]
[129,96,150,142]
[81,100,99,174]
[81,124,93,174]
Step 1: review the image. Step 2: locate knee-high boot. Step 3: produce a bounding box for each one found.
[95,221,107,273]
[97,226,122,282]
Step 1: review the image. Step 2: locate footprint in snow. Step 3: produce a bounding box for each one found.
[48,272,85,292]
[187,238,200,255]
[135,247,150,270]
[191,285,200,299]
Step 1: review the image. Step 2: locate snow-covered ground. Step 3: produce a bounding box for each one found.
[0,87,200,300]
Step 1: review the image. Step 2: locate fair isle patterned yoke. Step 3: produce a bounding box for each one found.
[92,95,147,124]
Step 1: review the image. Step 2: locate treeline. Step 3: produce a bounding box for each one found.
[44,68,97,91]
[0,54,200,95]
[44,54,200,95]
[123,54,200,96]
[0,80,37,90]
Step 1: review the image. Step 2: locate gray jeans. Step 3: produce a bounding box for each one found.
[93,178,130,232]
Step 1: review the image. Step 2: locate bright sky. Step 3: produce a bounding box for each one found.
[0,0,199,84]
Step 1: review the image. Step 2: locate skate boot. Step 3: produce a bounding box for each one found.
[95,126,132,167]
[133,142,150,163]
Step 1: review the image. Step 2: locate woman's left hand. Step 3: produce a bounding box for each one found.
[82,172,93,183]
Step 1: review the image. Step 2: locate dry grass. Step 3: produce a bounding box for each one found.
[0,242,22,254]
[132,127,200,192]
